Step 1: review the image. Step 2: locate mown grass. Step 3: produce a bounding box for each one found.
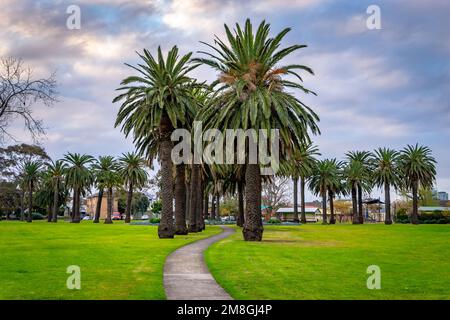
[205,224,450,300]
[0,221,221,300]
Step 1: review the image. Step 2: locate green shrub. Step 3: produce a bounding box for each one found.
[149,218,160,224]
[267,218,281,224]
[31,212,45,220]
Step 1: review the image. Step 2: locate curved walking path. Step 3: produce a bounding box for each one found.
[164,226,235,300]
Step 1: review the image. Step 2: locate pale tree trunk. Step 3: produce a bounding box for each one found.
[411,180,419,225]
[293,177,299,223]
[236,181,244,227]
[175,164,188,235]
[94,189,103,223]
[188,164,199,233]
[384,182,392,225]
[300,177,306,224]
[242,164,263,241]
[104,187,113,224]
[125,181,133,223]
[210,194,216,220]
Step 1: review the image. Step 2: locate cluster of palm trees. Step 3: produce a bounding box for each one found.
[299,144,436,225]
[18,152,148,223]
[113,20,320,241]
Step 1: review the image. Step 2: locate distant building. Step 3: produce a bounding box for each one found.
[85,193,119,219]
[438,192,449,201]
[276,206,321,222]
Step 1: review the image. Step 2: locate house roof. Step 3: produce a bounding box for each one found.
[276,207,319,214]
[419,206,449,211]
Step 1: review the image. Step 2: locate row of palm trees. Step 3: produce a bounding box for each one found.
[298,144,436,225]
[113,20,320,241]
[19,152,148,223]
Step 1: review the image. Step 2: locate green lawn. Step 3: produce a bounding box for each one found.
[205,224,450,300]
[0,221,221,300]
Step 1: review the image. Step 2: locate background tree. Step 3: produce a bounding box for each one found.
[64,153,94,223]
[21,160,42,222]
[118,152,149,223]
[102,159,121,224]
[398,144,436,224]
[46,160,67,222]
[91,156,115,223]
[371,148,399,225]
[0,57,57,142]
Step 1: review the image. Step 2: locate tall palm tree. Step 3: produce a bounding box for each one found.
[118,152,148,223]
[46,160,67,222]
[345,151,372,224]
[22,161,42,223]
[114,46,199,238]
[102,159,121,224]
[196,19,320,241]
[64,153,94,223]
[309,159,341,225]
[91,156,115,223]
[398,144,436,224]
[371,148,400,225]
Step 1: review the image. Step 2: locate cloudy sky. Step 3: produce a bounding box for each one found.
[2,0,449,200]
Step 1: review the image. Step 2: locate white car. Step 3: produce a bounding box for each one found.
[141,215,149,220]
[82,216,91,221]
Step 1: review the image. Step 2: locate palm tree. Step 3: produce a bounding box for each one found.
[118,153,148,223]
[22,161,42,222]
[114,46,199,238]
[398,144,436,224]
[64,153,94,223]
[196,19,320,241]
[91,156,115,223]
[345,151,372,224]
[371,148,400,225]
[309,159,341,225]
[102,159,121,224]
[46,160,67,222]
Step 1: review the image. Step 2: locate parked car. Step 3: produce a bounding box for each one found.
[112,212,122,220]
[82,216,91,221]
[141,214,149,220]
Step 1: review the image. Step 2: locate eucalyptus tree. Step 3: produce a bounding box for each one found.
[118,153,149,223]
[345,151,372,224]
[91,156,115,223]
[196,19,320,241]
[371,148,400,225]
[46,160,67,222]
[309,159,341,225]
[21,160,42,222]
[114,46,199,238]
[64,153,94,223]
[398,144,436,224]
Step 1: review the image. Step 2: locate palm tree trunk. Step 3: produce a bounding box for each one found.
[197,177,205,231]
[237,181,245,227]
[52,180,59,222]
[358,184,364,224]
[47,204,52,222]
[94,189,103,223]
[384,182,392,225]
[411,180,419,224]
[329,190,336,224]
[300,177,306,224]
[27,182,33,223]
[321,191,328,225]
[203,192,209,220]
[242,164,263,241]
[20,190,25,221]
[73,187,81,223]
[104,187,113,224]
[188,164,199,233]
[175,164,188,235]
[158,134,175,238]
[215,193,220,220]
[210,194,216,220]
[293,177,299,223]
[125,182,133,223]
[352,183,359,224]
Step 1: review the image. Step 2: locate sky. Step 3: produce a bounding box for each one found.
[1,0,449,201]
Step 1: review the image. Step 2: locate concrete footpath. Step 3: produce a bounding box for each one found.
[163,226,235,300]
